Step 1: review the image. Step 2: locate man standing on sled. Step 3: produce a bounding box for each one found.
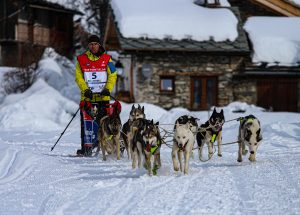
[75,34,117,156]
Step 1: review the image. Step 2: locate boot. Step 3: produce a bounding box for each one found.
[76,148,84,156]
[84,147,92,156]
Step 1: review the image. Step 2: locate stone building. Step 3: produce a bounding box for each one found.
[102,0,300,112]
[103,3,249,110]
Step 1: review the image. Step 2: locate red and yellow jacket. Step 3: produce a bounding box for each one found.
[75,50,117,102]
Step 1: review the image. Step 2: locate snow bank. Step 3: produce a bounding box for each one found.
[37,48,80,103]
[0,79,78,131]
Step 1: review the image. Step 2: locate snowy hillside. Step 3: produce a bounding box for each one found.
[0,50,299,214]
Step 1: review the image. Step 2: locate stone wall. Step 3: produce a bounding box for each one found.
[232,79,257,104]
[133,53,244,110]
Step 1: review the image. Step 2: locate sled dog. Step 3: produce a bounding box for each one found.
[196,108,225,160]
[237,115,262,162]
[172,122,195,175]
[130,118,151,169]
[141,120,162,176]
[98,105,122,161]
[174,115,198,133]
[121,104,146,159]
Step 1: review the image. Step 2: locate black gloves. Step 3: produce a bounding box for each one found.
[100,88,110,96]
[84,88,110,99]
[84,89,93,100]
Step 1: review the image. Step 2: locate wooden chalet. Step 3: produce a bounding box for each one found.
[0,0,82,67]
[229,0,300,112]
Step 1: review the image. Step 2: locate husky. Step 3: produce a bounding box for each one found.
[172,122,195,175]
[97,105,122,161]
[121,104,146,159]
[141,120,162,176]
[131,118,151,169]
[196,108,225,160]
[174,115,198,133]
[237,115,262,162]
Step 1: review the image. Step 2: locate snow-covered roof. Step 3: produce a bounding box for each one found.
[288,0,300,7]
[41,0,78,12]
[244,16,300,67]
[111,0,238,42]
[30,0,82,14]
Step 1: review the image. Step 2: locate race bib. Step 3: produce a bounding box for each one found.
[84,71,107,93]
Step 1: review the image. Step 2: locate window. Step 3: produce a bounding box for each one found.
[160,76,175,93]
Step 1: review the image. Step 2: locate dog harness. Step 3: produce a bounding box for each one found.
[150,140,161,155]
[175,139,189,152]
[77,53,111,93]
[199,120,223,143]
[239,115,256,126]
[211,134,217,143]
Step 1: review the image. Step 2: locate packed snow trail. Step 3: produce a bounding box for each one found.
[0,109,300,215]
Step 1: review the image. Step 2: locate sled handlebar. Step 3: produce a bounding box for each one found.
[93,93,117,101]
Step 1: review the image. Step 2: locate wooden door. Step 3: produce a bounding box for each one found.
[257,78,297,112]
[191,76,217,110]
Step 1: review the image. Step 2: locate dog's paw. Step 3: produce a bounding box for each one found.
[248,156,256,162]
[218,153,222,157]
[237,158,242,162]
[152,165,159,175]
[174,166,179,171]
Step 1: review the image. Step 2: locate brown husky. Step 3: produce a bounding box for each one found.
[97,105,122,161]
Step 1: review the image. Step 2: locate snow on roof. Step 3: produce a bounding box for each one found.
[42,0,77,11]
[244,17,300,66]
[111,0,238,42]
[289,0,300,7]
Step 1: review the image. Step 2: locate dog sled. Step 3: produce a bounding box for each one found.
[51,94,122,158]
[81,96,122,157]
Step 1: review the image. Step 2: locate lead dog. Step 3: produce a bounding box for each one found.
[141,120,162,176]
[172,122,195,175]
[121,104,146,159]
[237,115,262,162]
[174,115,198,133]
[131,118,151,169]
[196,108,225,160]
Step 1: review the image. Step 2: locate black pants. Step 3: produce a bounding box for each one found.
[80,101,109,149]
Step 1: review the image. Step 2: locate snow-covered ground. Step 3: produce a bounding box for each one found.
[0,51,300,214]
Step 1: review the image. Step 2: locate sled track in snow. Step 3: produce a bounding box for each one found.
[0,148,38,186]
[229,152,300,214]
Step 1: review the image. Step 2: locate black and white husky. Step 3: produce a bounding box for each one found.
[174,115,198,133]
[121,104,146,159]
[172,116,197,175]
[196,108,225,160]
[237,115,262,162]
